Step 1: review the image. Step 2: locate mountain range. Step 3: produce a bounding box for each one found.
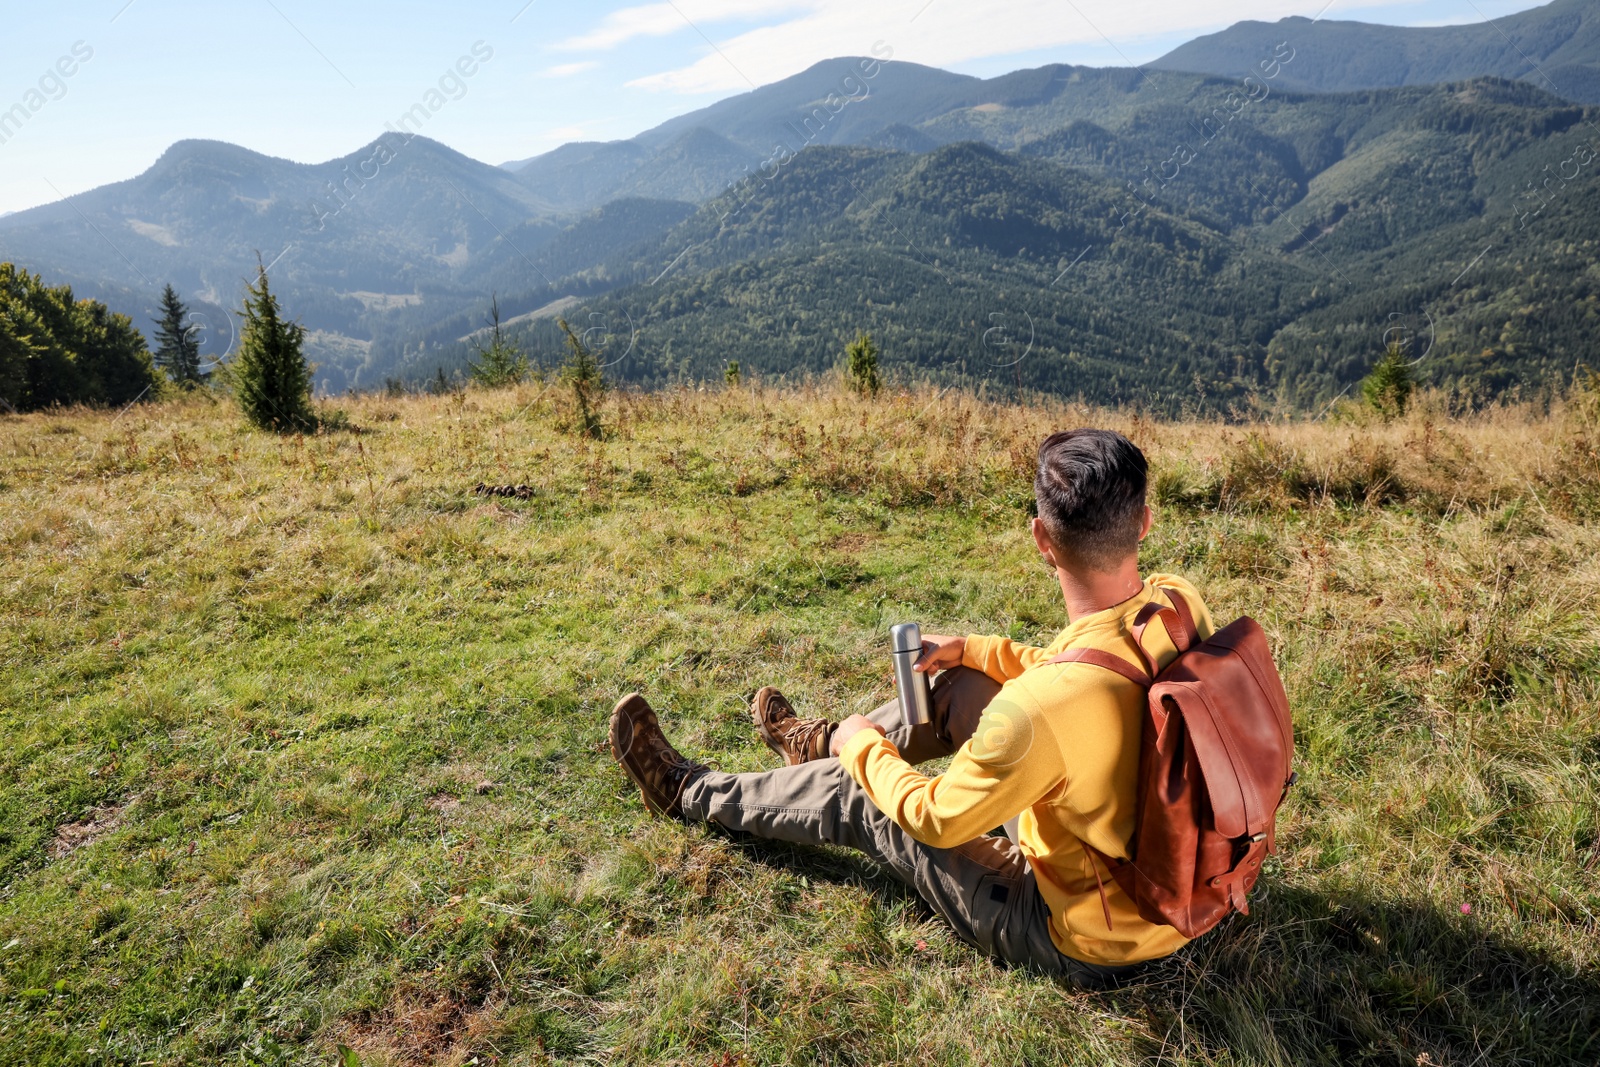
[405,74,1595,412]
[1,0,1597,409]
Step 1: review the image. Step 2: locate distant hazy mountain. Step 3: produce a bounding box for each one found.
[0,135,554,282]
[631,56,980,150]
[503,140,651,213]
[0,136,571,388]
[1153,0,1600,103]
[502,58,1168,215]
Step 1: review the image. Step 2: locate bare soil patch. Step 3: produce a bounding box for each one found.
[49,800,130,860]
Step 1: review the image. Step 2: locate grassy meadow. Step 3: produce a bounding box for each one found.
[1,380,1598,1066]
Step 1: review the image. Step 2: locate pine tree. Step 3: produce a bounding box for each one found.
[845,332,881,396]
[232,262,316,432]
[558,317,605,439]
[467,294,528,388]
[152,284,204,386]
[1361,341,1415,420]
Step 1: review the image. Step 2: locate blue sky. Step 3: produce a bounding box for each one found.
[0,0,1554,215]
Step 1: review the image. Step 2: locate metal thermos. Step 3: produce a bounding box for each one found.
[891,623,933,726]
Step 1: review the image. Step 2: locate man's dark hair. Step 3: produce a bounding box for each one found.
[1034,429,1148,570]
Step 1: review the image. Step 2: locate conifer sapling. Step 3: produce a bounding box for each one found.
[152,284,205,387]
[558,317,605,439]
[467,294,528,388]
[845,332,881,397]
[232,261,316,432]
[1361,341,1416,420]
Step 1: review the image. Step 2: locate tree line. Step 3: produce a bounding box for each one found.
[0,259,329,432]
[0,250,1423,430]
[0,264,213,413]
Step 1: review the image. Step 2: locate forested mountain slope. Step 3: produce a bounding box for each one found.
[393,77,1600,411]
[396,142,1321,412]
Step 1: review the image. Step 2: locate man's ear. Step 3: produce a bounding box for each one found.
[1030,516,1059,568]
[1138,505,1153,542]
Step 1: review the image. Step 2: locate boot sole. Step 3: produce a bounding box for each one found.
[610,693,675,817]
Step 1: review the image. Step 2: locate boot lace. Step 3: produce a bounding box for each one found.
[785,717,834,762]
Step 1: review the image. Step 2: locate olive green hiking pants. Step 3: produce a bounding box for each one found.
[679,666,1137,986]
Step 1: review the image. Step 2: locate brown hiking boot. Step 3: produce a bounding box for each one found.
[609,693,708,820]
[751,686,834,765]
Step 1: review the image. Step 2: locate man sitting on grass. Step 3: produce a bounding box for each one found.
[609,429,1215,984]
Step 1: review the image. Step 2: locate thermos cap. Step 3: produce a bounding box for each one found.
[891,622,923,654]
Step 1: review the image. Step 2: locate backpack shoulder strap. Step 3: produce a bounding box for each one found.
[1045,637,1158,933]
[1165,588,1199,646]
[1048,647,1150,687]
[1131,588,1199,675]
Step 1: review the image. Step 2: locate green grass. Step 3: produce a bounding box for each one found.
[1,382,1597,1065]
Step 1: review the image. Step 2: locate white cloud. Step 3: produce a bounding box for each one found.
[541,121,615,143]
[607,0,1431,95]
[540,61,600,77]
[556,0,812,52]
[545,125,591,140]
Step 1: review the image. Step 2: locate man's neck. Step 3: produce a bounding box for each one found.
[1057,563,1146,624]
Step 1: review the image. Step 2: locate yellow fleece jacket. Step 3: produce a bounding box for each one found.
[838,574,1215,965]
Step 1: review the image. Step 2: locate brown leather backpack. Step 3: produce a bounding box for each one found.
[1049,590,1295,939]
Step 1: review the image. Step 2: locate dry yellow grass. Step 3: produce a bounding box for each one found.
[0,381,1596,1065]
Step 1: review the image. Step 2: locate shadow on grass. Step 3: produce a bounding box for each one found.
[730,837,1600,1066]
[1145,882,1600,1066]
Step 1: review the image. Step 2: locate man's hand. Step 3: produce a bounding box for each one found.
[912,634,965,674]
[829,714,886,757]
